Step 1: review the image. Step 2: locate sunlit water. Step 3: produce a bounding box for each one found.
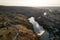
[28,17,49,40]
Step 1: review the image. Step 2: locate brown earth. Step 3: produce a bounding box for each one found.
[0,12,38,40]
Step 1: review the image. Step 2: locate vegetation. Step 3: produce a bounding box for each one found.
[0,6,60,40]
[0,11,38,40]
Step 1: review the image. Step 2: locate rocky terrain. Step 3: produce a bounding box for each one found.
[0,6,60,40]
[0,12,38,40]
[36,9,60,40]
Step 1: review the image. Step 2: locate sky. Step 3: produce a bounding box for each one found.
[0,0,60,7]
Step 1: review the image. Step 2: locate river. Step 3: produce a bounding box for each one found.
[28,17,49,40]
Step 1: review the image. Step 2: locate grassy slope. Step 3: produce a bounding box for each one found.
[0,12,38,40]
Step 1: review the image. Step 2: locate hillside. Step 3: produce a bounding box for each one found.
[0,6,60,40]
[0,12,38,40]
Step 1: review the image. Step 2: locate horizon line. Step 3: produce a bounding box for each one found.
[0,5,60,7]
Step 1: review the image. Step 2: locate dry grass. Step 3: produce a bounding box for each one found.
[0,12,38,40]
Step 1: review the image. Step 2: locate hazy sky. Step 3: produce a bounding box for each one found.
[0,0,60,7]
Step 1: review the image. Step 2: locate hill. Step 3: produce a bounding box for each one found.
[0,6,60,40]
[0,12,38,40]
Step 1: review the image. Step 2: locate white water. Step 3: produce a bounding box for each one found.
[28,17,49,40]
[28,17,45,36]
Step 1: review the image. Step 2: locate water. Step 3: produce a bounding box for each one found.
[28,17,49,40]
[40,31,49,40]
